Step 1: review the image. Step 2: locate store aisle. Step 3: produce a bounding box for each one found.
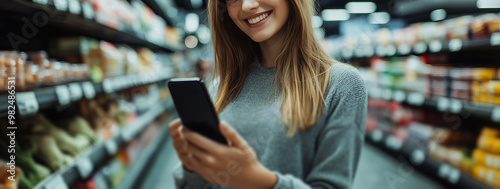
[139,138,444,189]
[353,144,444,189]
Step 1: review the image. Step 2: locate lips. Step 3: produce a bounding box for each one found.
[244,11,272,26]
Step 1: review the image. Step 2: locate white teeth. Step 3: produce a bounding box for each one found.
[248,12,269,24]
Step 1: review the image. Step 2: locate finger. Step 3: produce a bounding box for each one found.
[187,154,215,182]
[183,129,226,156]
[168,118,182,136]
[219,121,248,149]
[185,141,217,167]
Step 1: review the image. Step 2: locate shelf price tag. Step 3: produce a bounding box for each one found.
[397,44,411,55]
[82,2,94,20]
[448,168,460,184]
[102,79,114,93]
[68,0,81,15]
[104,139,118,155]
[413,42,427,54]
[491,32,500,46]
[449,39,462,52]
[407,92,425,106]
[437,97,450,112]
[45,175,68,189]
[33,0,49,5]
[491,107,500,123]
[376,45,386,57]
[55,86,71,105]
[449,99,462,113]
[410,149,425,165]
[54,0,68,11]
[385,136,403,150]
[393,91,406,102]
[68,83,83,101]
[16,92,39,117]
[371,130,383,143]
[438,164,452,179]
[386,45,397,56]
[76,157,93,178]
[82,82,95,99]
[429,40,443,53]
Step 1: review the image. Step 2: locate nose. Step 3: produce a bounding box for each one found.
[242,0,259,12]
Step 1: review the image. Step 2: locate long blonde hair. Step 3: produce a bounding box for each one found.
[208,0,335,135]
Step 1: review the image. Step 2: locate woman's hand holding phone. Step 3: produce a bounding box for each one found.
[168,118,277,189]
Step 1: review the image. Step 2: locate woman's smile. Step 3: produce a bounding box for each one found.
[244,10,273,28]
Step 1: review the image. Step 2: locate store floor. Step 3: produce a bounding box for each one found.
[138,138,444,189]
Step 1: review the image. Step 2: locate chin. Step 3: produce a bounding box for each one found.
[248,32,272,43]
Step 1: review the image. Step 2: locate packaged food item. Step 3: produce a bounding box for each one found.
[16,52,26,88]
[477,136,500,154]
[0,52,6,90]
[5,52,16,90]
[25,62,43,88]
[472,164,500,188]
[481,127,500,137]
[473,68,496,81]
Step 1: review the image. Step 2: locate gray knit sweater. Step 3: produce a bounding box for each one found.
[173,62,367,189]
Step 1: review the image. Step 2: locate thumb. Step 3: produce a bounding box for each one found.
[219,121,247,148]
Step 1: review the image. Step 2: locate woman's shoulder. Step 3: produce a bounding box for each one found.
[324,62,367,104]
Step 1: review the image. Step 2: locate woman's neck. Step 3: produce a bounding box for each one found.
[258,28,286,68]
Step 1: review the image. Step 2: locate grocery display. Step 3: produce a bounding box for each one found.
[1,0,499,188]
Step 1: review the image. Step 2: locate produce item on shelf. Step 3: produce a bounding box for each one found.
[16,52,26,88]
[31,135,74,171]
[0,161,21,189]
[0,52,5,90]
[67,116,99,143]
[472,164,500,188]
[118,46,140,74]
[32,114,91,156]
[0,137,51,189]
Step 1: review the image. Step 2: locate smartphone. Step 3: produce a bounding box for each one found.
[168,77,227,145]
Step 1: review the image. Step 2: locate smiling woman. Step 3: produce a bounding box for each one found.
[169,0,367,188]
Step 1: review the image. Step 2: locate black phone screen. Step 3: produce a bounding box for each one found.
[168,78,227,145]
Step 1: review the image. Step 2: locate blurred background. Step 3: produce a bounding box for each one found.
[0,0,499,188]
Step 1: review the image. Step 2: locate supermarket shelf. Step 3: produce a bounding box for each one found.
[141,0,173,26]
[33,98,173,189]
[117,109,178,188]
[365,130,489,189]
[367,86,500,123]
[0,0,184,52]
[0,71,173,118]
[345,33,500,59]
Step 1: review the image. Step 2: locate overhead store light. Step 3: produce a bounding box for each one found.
[312,16,323,28]
[368,12,390,24]
[430,9,446,21]
[185,13,199,33]
[321,9,350,21]
[346,2,377,14]
[477,0,500,8]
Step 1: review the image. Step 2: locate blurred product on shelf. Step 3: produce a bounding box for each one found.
[471,127,500,188]
[363,55,500,104]
[326,12,500,57]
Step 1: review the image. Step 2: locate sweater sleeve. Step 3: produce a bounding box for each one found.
[273,65,367,189]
